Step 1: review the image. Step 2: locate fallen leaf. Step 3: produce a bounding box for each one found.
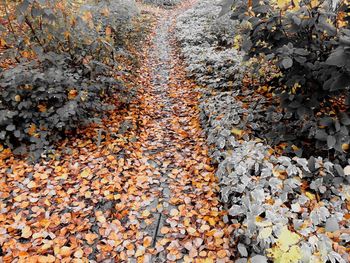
[160,227,170,234]
[217,249,227,259]
[80,168,91,178]
[85,233,98,245]
[21,226,32,239]
[170,208,179,217]
[143,236,152,248]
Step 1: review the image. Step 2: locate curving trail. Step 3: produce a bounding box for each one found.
[0,1,233,262]
[127,2,234,262]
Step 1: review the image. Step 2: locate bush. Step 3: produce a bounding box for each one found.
[0,0,138,159]
[232,0,350,161]
[175,0,243,90]
[0,53,123,160]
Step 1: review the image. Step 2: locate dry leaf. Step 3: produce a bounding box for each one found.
[21,226,32,239]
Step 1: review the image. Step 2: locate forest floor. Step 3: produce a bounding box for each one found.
[0,1,234,262]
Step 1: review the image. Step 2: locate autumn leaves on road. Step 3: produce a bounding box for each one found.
[0,2,233,262]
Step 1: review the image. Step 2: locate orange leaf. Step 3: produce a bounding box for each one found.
[217,250,227,259]
[38,104,47,113]
[85,233,98,245]
[60,246,72,257]
[68,90,78,100]
[28,124,37,136]
[106,26,112,36]
[160,227,169,234]
[143,236,152,248]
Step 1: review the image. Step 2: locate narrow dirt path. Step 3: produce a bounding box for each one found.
[122,2,234,262]
[0,2,234,262]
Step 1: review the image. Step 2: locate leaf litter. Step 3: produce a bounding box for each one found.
[0,1,234,262]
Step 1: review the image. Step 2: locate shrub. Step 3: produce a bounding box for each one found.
[232,0,350,161]
[0,0,138,159]
[0,53,123,160]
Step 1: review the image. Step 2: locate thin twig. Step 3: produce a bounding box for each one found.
[24,15,44,48]
[3,0,18,42]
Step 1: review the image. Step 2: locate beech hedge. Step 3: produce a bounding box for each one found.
[0,0,138,159]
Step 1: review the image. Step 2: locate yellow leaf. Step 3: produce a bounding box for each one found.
[268,244,302,263]
[183,218,191,227]
[276,226,300,252]
[200,224,210,232]
[305,191,316,200]
[82,11,93,22]
[208,217,216,226]
[233,35,242,50]
[74,249,84,258]
[27,181,37,189]
[187,227,196,235]
[97,215,106,224]
[231,128,244,137]
[135,246,145,257]
[291,145,300,151]
[80,168,91,178]
[142,210,151,217]
[39,218,51,228]
[277,0,290,8]
[309,0,319,8]
[21,226,32,238]
[0,38,7,46]
[342,143,349,152]
[267,226,302,262]
[44,199,51,206]
[32,232,42,239]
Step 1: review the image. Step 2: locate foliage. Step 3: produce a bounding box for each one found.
[176,0,243,90]
[267,226,302,263]
[0,53,122,160]
[0,4,235,260]
[0,0,138,159]
[2,0,116,65]
[232,0,350,160]
[176,1,350,262]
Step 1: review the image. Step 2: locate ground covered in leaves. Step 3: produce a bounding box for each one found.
[0,1,234,262]
[176,0,350,262]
